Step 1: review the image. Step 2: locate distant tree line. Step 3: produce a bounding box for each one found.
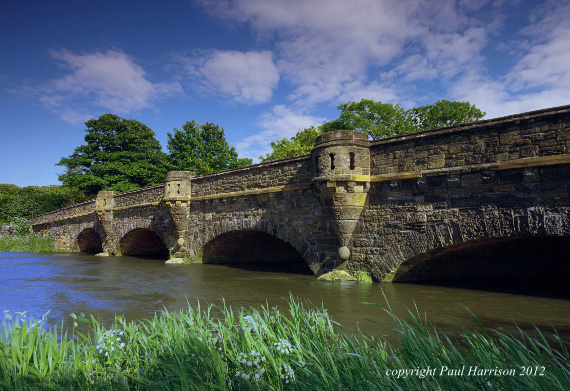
[0,184,88,223]
[1,99,484,223]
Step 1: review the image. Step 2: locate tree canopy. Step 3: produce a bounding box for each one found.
[57,114,170,196]
[328,99,486,139]
[260,126,322,162]
[0,184,88,223]
[262,99,486,161]
[167,121,252,175]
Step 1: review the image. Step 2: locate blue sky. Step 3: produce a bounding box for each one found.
[2,0,569,187]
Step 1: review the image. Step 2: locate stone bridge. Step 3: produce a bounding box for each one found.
[30,105,570,282]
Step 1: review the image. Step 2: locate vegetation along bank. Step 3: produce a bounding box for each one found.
[0,298,568,390]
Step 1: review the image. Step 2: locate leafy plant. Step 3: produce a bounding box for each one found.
[11,217,29,236]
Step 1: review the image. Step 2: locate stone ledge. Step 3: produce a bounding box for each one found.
[191,183,311,201]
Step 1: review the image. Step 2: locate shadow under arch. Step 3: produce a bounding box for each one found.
[77,228,103,254]
[391,235,570,298]
[120,228,169,259]
[202,229,313,274]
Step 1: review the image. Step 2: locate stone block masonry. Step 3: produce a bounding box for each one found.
[30,105,570,281]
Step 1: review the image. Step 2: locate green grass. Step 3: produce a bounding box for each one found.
[0,297,568,390]
[0,235,56,252]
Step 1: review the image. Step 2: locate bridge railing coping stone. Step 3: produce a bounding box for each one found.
[369,104,570,147]
[29,199,96,222]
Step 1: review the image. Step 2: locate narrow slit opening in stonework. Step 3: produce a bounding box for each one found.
[329,153,335,170]
[349,152,355,170]
[314,157,319,175]
[177,184,181,194]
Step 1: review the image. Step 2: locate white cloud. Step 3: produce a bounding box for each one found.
[197,0,504,109]
[198,0,425,106]
[190,50,279,104]
[41,49,182,122]
[235,105,325,160]
[451,1,570,119]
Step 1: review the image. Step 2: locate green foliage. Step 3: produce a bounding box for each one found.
[0,235,56,252]
[11,217,29,236]
[333,99,414,139]
[331,98,486,139]
[260,126,323,162]
[0,184,88,223]
[263,99,485,161]
[167,120,252,175]
[409,99,487,132]
[0,299,568,390]
[57,114,170,196]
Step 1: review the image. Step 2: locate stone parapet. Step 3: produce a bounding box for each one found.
[29,199,96,226]
[369,104,570,175]
[114,185,163,208]
[191,156,312,197]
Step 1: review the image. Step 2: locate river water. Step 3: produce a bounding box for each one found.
[2,252,570,341]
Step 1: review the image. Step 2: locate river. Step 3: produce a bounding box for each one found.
[2,252,570,341]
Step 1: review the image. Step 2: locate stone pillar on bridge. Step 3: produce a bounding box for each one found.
[163,171,194,258]
[95,190,117,255]
[311,130,370,268]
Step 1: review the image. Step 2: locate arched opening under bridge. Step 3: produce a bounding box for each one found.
[120,228,169,259]
[77,228,103,254]
[392,236,570,299]
[202,230,312,274]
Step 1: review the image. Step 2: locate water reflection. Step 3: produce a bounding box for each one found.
[1,253,569,342]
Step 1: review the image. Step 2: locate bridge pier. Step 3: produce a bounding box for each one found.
[311,130,371,270]
[95,191,117,256]
[163,171,194,259]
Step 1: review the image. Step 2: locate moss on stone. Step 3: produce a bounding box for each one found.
[318,270,356,281]
[382,269,397,282]
[355,270,373,282]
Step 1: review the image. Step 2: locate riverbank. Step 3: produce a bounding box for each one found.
[0,235,55,252]
[1,298,568,390]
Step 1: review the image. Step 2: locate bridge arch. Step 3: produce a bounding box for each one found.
[391,235,570,282]
[119,228,169,258]
[201,229,313,273]
[76,228,103,254]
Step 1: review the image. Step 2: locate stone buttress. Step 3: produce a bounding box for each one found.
[311,130,370,268]
[95,191,117,255]
[163,171,194,258]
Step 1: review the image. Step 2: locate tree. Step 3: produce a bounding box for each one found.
[329,99,485,140]
[409,99,486,132]
[0,184,88,223]
[167,121,252,175]
[57,114,170,196]
[332,99,413,139]
[260,126,323,162]
[262,99,486,161]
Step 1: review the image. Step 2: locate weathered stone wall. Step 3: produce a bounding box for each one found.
[114,185,163,208]
[349,106,570,280]
[369,106,569,175]
[184,186,330,274]
[191,156,312,197]
[30,199,96,227]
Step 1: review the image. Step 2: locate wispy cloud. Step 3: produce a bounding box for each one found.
[451,1,570,118]
[38,49,182,123]
[182,50,279,104]
[235,104,325,160]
